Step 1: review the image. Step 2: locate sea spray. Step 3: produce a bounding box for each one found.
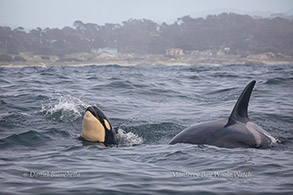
[41,94,88,122]
[116,128,143,146]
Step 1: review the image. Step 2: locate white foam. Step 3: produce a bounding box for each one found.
[42,95,88,121]
[116,128,143,146]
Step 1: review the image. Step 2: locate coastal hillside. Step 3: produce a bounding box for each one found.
[0,13,293,65]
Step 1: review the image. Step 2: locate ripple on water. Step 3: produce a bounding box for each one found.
[0,130,52,148]
[0,64,292,194]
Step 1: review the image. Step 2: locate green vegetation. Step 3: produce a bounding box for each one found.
[0,13,293,65]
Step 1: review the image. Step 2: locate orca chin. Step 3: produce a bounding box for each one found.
[169,80,277,149]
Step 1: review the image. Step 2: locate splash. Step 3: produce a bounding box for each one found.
[116,128,143,146]
[42,95,88,122]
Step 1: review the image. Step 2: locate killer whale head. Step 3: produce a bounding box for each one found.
[81,106,117,145]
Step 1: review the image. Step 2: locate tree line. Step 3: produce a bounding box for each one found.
[0,13,293,57]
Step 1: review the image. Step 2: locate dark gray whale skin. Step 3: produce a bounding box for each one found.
[169,81,277,149]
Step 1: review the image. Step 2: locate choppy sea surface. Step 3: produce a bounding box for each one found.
[0,64,292,194]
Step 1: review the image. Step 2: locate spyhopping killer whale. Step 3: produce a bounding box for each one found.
[169,81,277,148]
[81,106,117,146]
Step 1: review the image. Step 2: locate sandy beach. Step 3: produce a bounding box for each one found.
[1,52,293,68]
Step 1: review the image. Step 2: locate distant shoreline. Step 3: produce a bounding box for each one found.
[0,53,293,68]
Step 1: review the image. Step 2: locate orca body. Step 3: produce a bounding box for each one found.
[169,81,277,148]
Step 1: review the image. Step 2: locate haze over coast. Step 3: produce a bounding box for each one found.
[0,0,292,66]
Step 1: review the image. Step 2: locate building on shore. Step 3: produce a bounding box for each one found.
[166,48,184,57]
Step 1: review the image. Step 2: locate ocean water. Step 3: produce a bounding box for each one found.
[0,64,292,194]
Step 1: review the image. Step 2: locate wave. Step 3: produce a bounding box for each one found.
[0,130,52,148]
[206,87,237,95]
[116,128,143,146]
[0,127,81,149]
[0,112,31,130]
[120,122,185,145]
[264,77,293,85]
[41,94,88,122]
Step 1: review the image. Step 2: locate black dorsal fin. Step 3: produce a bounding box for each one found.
[225,80,256,127]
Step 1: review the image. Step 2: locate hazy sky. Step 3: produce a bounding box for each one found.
[0,0,292,28]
